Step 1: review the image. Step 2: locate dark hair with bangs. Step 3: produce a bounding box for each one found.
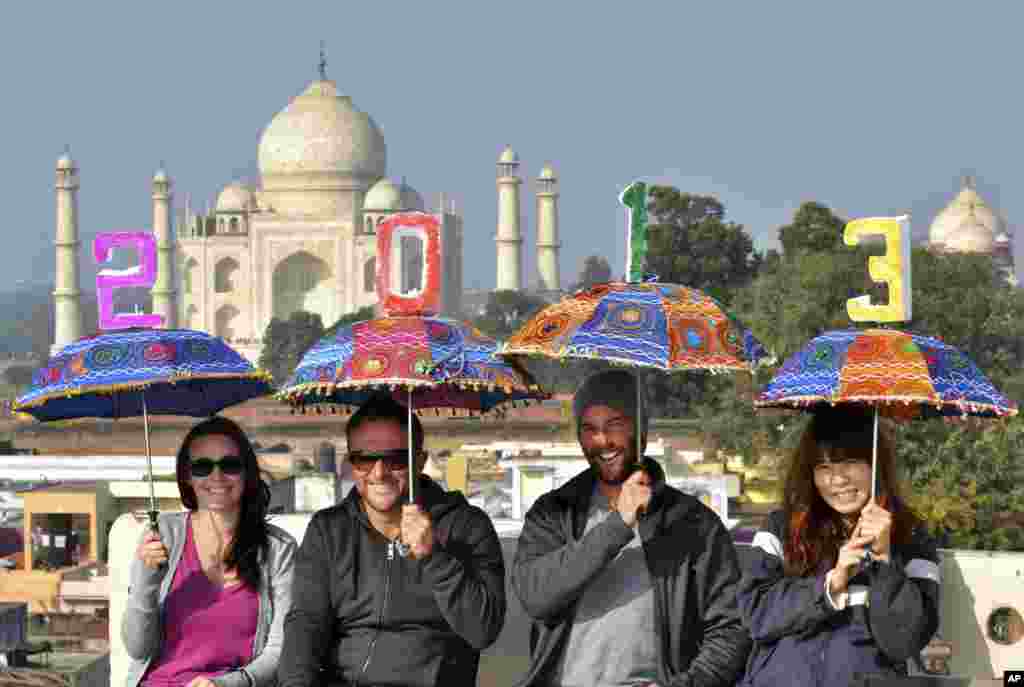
[176,415,270,590]
[780,405,922,577]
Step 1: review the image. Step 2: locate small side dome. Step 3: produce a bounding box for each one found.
[154,168,169,183]
[57,152,75,170]
[398,180,425,211]
[499,145,518,164]
[216,182,255,213]
[364,177,402,211]
[538,163,556,180]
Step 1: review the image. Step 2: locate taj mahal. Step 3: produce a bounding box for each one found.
[47,59,1014,363]
[50,57,563,362]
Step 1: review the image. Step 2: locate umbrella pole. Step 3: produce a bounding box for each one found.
[408,388,414,504]
[142,392,158,532]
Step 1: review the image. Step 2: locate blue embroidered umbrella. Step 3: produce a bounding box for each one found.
[13,329,273,528]
[755,327,1018,506]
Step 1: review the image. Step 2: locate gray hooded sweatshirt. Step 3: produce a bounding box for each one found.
[121,511,297,687]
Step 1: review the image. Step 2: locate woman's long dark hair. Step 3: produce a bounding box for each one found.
[780,406,923,577]
[176,416,270,590]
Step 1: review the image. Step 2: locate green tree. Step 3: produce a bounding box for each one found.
[2,366,34,388]
[897,418,1024,550]
[572,255,613,291]
[778,202,848,257]
[324,306,376,337]
[644,186,762,305]
[258,311,325,385]
[472,290,548,340]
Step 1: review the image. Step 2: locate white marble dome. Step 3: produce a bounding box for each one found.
[257,80,386,185]
[363,177,402,211]
[928,180,1003,254]
[216,183,255,213]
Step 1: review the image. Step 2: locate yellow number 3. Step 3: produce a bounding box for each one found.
[844,215,912,322]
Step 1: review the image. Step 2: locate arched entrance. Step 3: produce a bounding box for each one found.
[272,251,333,321]
[215,304,240,341]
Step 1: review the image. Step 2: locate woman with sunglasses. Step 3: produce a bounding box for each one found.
[737,405,940,687]
[122,416,297,687]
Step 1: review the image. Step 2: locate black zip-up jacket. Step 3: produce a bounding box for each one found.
[278,476,507,687]
[511,457,751,687]
[737,510,941,687]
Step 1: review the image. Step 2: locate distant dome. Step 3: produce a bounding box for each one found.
[154,168,169,183]
[398,180,425,211]
[928,178,1004,254]
[538,163,556,180]
[216,183,255,212]
[257,79,386,186]
[498,145,518,164]
[364,177,402,211]
[57,152,75,170]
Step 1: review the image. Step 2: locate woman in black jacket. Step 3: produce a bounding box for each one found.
[738,405,940,687]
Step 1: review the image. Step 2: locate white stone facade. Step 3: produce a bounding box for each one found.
[171,76,463,362]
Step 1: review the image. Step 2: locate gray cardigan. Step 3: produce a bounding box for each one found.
[121,511,297,687]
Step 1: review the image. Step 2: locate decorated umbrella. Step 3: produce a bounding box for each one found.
[279,315,547,418]
[13,328,273,529]
[755,327,1018,501]
[279,211,549,507]
[500,181,772,471]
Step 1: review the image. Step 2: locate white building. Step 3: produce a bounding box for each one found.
[926,175,1016,286]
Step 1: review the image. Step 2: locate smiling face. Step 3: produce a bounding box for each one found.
[812,446,872,516]
[187,433,245,514]
[349,418,421,519]
[579,404,638,486]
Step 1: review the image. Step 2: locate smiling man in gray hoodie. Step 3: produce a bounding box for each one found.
[512,369,751,687]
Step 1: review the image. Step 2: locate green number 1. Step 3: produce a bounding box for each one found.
[619,181,648,283]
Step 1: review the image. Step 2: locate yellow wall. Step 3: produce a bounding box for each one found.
[446,454,468,494]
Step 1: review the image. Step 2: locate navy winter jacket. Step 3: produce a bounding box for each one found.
[737,510,941,687]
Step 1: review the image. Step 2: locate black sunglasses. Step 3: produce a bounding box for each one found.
[347,449,412,472]
[190,456,245,478]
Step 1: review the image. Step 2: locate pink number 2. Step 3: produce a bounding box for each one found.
[94,232,164,330]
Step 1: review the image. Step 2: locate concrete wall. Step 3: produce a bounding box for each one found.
[107,512,1024,686]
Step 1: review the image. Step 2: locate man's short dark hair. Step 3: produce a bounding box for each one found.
[345,393,425,454]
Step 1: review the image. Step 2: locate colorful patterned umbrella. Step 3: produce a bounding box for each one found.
[755,328,1018,419]
[500,282,771,479]
[500,281,771,372]
[13,329,273,529]
[279,316,548,508]
[280,316,547,414]
[756,327,1017,510]
[14,329,272,421]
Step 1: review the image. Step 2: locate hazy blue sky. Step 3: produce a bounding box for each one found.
[2,2,1020,293]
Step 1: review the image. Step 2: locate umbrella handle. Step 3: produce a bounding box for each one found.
[142,391,159,533]
[862,405,880,565]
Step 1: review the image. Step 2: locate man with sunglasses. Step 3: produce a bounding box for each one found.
[278,394,506,687]
[512,370,751,687]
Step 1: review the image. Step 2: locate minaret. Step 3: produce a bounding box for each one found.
[535,163,561,292]
[53,149,82,352]
[151,166,177,328]
[495,145,523,291]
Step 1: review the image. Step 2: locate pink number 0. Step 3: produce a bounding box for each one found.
[94,232,164,330]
